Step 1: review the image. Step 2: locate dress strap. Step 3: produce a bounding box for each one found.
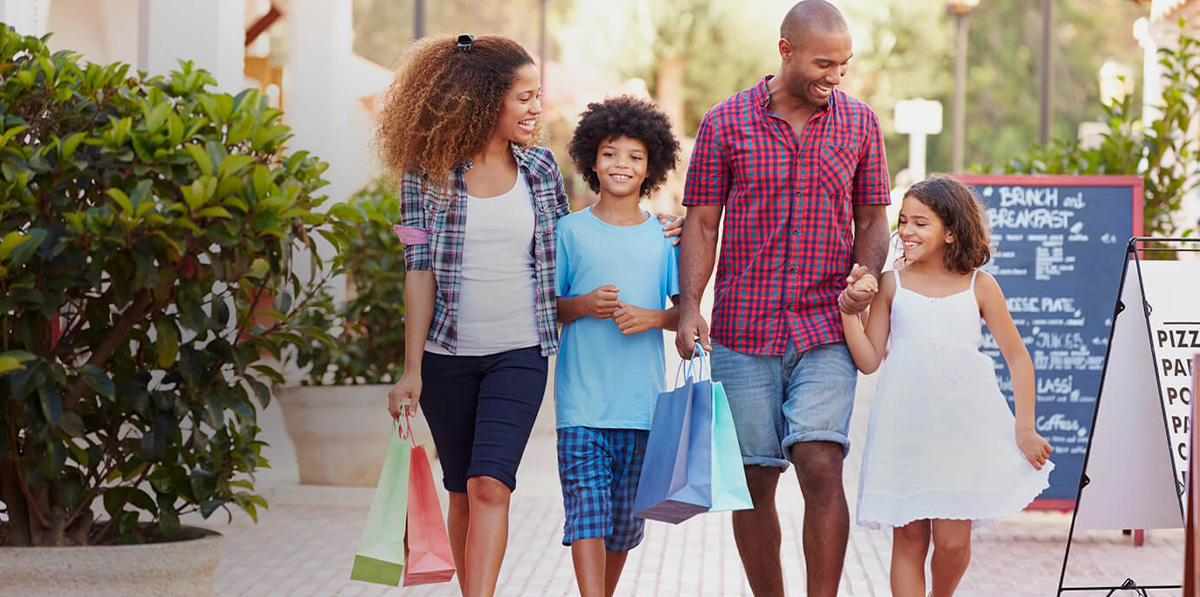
[969,269,979,290]
[892,269,902,288]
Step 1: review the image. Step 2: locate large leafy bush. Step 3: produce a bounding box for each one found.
[0,28,353,546]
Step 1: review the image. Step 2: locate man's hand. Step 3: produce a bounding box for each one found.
[657,213,684,246]
[612,301,659,335]
[839,263,877,314]
[584,284,621,319]
[675,308,711,359]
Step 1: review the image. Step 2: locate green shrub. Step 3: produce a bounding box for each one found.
[0,27,354,546]
[292,181,406,386]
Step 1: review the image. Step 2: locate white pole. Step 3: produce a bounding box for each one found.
[908,132,927,183]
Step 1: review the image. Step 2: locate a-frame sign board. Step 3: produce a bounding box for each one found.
[1057,238,1200,595]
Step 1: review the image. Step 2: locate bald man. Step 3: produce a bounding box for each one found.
[675,1,890,595]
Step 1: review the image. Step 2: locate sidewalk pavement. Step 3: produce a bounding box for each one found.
[189,367,1186,597]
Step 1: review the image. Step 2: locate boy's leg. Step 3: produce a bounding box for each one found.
[709,342,789,597]
[559,427,614,597]
[604,428,650,597]
[891,519,932,597]
[929,519,972,597]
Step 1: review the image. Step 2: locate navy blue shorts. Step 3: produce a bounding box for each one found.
[557,426,649,552]
[419,346,547,493]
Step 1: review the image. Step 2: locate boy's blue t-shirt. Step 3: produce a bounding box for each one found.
[555,207,680,430]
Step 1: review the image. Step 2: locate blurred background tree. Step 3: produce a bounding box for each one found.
[349,0,1151,183]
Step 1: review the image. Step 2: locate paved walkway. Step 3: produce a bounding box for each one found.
[188,360,1186,597]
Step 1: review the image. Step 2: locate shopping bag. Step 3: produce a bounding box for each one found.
[350,422,412,586]
[708,380,753,512]
[402,444,456,586]
[633,350,714,524]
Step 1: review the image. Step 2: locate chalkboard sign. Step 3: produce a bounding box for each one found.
[958,175,1143,506]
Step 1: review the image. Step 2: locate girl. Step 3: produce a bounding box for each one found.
[378,35,678,597]
[839,175,1053,597]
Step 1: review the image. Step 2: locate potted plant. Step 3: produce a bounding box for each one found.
[276,181,412,487]
[0,27,354,594]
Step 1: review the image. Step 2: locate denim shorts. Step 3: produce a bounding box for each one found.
[557,427,648,552]
[710,341,857,470]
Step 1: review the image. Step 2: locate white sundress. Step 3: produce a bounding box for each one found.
[856,269,1053,529]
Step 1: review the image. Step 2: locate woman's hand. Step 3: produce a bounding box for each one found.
[657,213,684,245]
[1016,428,1053,470]
[387,370,422,419]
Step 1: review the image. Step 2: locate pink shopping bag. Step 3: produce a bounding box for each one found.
[402,444,456,586]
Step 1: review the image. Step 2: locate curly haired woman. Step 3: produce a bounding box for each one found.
[378,35,677,597]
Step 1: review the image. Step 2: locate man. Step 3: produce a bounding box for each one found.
[675,2,890,596]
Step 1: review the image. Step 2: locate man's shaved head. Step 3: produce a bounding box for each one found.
[780,0,848,46]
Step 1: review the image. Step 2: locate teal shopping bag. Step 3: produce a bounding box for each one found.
[350,421,413,586]
[708,380,752,512]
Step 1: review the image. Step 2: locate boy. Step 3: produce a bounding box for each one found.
[555,96,682,597]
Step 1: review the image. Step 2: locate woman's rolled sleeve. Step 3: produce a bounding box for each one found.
[398,171,432,271]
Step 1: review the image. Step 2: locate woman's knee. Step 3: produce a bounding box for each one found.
[466,476,512,508]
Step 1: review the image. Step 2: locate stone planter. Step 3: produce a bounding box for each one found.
[276,384,428,487]
[0,526,222,597]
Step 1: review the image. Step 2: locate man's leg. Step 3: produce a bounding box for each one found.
[781,342,859,597]
[710,342,790,597]
[732,466,784,596]
[792,441,849,597]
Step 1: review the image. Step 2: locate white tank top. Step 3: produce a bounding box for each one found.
[425,176,540,356]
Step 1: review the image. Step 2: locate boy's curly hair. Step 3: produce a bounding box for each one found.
[567,96,680,197]
[899,175,992,274]
[375,35,538,190]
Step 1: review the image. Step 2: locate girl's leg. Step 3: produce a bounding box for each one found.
[447,491,470,594]
[464,347,548,596]
[463,476,513,597]
[570,538,607,597]
[891,519,932,597]
[929,519,973,596]
[603,549,630,597]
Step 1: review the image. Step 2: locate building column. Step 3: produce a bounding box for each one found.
[285,0,355,203]
[138,0,243,93]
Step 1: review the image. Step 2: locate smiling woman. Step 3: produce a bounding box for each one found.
[373,34,569,597]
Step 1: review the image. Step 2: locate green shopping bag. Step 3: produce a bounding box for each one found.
[350,421,413,585]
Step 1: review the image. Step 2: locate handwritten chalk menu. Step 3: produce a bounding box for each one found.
[958,175,1142,504]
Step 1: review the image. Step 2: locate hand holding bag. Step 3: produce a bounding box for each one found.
[349,420,412,586]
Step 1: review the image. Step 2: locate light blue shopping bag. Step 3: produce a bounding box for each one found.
[708,380,753,512]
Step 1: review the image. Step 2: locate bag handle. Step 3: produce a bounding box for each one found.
[673,346,710,386]
[397,410,416,446]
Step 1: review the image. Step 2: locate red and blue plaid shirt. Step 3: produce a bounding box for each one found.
[397,144,570,357]
[683,76,890,355]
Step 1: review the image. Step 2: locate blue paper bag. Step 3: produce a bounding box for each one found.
[708,380,753,512]
[633,351,714,524]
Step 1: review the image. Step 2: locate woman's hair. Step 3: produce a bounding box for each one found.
[567,96,680,197]
[375,34,537,188]
[900,174,992,273]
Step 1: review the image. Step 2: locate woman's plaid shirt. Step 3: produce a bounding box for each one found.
[396,144,570,357]
[683,76,891,356]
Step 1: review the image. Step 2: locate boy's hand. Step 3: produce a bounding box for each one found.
[657,213,684,246]
[1016,428,1053,470]
[584,284,620,319]
[612,301,658,335]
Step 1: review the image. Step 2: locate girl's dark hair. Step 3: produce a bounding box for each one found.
[567,96,680,197]
[375,34,537,189]
[900,175,992,273]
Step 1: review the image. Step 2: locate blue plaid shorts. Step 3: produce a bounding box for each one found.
[557,426,649,552]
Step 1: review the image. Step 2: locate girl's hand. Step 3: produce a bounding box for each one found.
[839,263,877,314]
[585,284,621,319]
[1016,428,1052,470]
[612,301,658,335]
[387,371,422,419]
[657,213,684,245]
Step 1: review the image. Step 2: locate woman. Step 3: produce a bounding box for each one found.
[378,34,675,596]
